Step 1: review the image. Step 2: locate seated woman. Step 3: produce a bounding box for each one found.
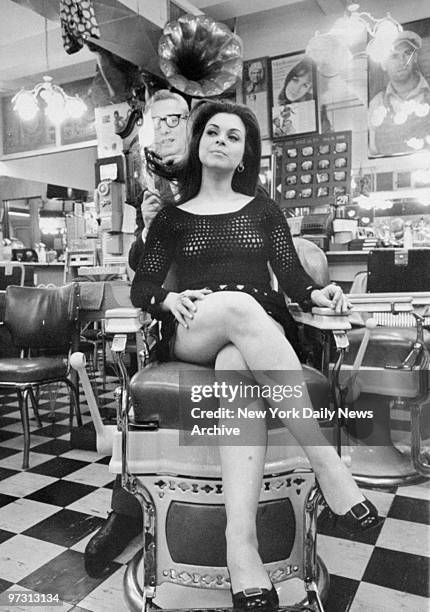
[131,99,379,612]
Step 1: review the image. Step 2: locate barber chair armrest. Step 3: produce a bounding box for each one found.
[288,303,352,331]
[104,307,149,334]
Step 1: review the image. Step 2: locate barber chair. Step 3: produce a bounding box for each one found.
[71,236,356,611]
[0,284,82,468]
[334,285,430,487]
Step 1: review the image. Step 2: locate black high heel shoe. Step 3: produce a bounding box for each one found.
[319,498,381,536]
[231,585,279,611]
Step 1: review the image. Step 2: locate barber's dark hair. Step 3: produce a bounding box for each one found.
[145,99,262,203]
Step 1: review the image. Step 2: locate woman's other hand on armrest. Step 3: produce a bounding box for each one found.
[310,284,352,314]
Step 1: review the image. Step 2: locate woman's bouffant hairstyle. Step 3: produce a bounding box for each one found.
[278,57,314,105]
[145,99,262,204]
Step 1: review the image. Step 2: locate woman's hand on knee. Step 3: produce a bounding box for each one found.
[310,284,351,314]
[162,289,212,328]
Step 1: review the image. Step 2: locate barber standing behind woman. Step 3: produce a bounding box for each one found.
[128,90,189,271]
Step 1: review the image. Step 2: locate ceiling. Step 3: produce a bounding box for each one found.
[1,0,340,96]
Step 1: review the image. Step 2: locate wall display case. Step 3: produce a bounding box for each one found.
[272,130,352,209]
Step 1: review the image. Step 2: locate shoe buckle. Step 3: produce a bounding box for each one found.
[243,587,264,596]
[350,502,370,520]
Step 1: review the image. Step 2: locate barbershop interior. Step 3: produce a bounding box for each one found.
[1,0,430,611]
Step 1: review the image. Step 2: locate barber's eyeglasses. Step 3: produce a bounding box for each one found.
[152,114,188,129]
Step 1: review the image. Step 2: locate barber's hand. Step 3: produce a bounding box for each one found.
[141,188,162,229]
[162,289,212,328]
[310,284,351,314]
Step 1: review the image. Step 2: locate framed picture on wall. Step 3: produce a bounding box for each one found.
[269,51,318,140]
[368,17,430,158]
[242,57,270,139]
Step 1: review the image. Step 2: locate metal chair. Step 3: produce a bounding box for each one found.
[0,284,82,468]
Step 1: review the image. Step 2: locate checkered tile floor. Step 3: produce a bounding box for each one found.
[0,376,429,612]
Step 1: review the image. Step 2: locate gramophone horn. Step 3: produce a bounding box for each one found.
[158,14,243,97]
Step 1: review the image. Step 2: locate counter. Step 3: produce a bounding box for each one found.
[326,251,368,285]
[0,261,65,286]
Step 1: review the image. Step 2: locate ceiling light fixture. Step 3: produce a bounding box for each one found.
[12,16,86,125]
[306,2,403,76]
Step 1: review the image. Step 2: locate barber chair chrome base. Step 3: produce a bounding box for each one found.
[109,427,328,612]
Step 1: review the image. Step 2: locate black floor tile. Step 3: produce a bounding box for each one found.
[0,528,15,545]
[31,439,71,455]
[324,574,359,612]
[388,495,430,525]
[32,423,71,438]
[27,457,89,478]
[0,446,20,460]
[104,480,115,490]
[19,548,120,605]
[39,412,69,423]
[362,547,430,598]
[0,429,20,442]
[317,508,384,545]
[0,578,13,595]
[0,467,19,481]
[23,508,105,547]
[0,493,17,508]
[96,455,111,465]
[25,480,97,507]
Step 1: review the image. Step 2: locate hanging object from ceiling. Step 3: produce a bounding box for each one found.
[158,14,243,97]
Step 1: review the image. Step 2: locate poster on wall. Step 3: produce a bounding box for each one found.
[368,18,430,158]
[269,51,318,139]
[94,102,130,158]
[242,57,270,139]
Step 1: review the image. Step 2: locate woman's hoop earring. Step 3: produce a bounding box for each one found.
[237,161,245,173]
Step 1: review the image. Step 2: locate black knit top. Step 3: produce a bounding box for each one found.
[131,195,319,358]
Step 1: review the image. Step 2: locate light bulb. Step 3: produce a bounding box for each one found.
[406,137,424,150]
[415,102,430,117]
[66,96,87,119]
[13,91,39,121]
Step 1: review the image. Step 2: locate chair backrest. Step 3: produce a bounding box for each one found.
[4,284,80,352]
[292,237,330,287]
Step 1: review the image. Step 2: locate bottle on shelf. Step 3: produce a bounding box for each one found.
[403,222,413,249]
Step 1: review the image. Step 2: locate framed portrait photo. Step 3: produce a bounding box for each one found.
[368,17,430,158]
[269,51,318,140]
[242,57,270,139]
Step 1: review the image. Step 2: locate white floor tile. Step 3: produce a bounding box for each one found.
[1,435,52,451]
[0,535,64,582]
[63,463,114,487]
[377,517,430,558]
[317,534,374,581]
[66,488,112,518]
[0,471,56,497]
[2,421,41,433]
[362,488,395,518]
[78,566,126,612]
[0,452,53,471]
[349,581,430,612]
[0,498,59,533]
[396,481,430,501]
[61,449,101,463]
